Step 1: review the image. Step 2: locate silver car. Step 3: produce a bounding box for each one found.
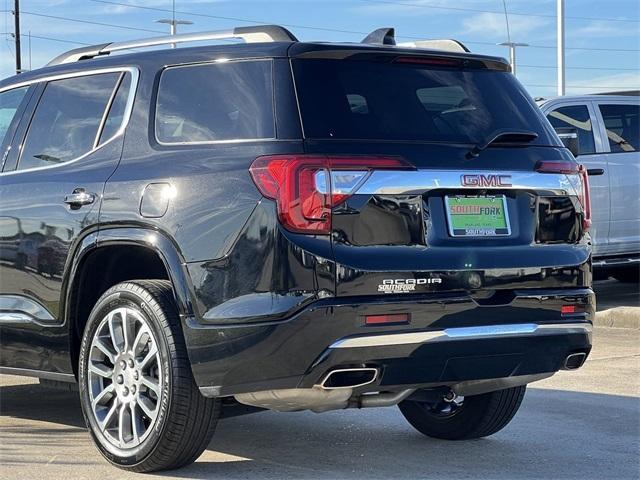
[538,93,639,282]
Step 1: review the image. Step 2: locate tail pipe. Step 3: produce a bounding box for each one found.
[563,352,587,370]
[320,367,379,389]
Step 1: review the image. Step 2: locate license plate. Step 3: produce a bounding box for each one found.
[445,195,511,237]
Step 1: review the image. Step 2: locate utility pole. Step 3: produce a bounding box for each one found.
[498,1,528,77]
[13,0,21,74]
[557,0,566,96]
[156,19,193,47]
[156,0,192,48]
[498,42,529,76]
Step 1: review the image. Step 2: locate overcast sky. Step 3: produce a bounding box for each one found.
[2,0,639,97]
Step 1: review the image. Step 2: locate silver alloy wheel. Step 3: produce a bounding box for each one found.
[87,307,163,449]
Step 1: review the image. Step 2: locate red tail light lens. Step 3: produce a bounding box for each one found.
[394,56,462,67]
[534,160,579,174]
[535,160,591,232]
[249,155,413,234]
[364,313,411,325]
[577,164,592,232]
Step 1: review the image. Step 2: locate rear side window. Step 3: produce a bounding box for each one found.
[547,105,596,155]
[19,73,121,170]
[292,59,555,145]
[598,104,639,153]
[155,60,275,144]
[98,73,132,145]
[0,86,29,146]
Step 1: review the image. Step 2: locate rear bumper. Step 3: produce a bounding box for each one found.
[185,288,594,397]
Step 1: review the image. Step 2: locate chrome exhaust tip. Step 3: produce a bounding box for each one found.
[320,367,378,390]
[563,352,587,370]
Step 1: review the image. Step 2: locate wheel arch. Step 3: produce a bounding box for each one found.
[64,227,197,377]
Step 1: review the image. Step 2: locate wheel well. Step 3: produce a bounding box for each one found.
[68,245,170,377]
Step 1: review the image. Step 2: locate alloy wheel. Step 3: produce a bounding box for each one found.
[87,307,163,449]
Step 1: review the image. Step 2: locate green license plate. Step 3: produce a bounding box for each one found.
[445,196,511,237]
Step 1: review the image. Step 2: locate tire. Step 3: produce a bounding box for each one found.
[612,266,640,283]
[78,280,220,472]
[398,386,526,440]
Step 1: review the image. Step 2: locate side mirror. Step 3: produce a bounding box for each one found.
[555,127,580,157]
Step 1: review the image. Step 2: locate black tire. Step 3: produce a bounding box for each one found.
[78,280,220,472]
[612,266,640,283]
[398,386,526,440]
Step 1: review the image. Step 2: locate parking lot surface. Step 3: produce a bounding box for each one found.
[1,282,638,480]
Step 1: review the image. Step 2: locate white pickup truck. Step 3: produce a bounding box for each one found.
[538,93,640,283]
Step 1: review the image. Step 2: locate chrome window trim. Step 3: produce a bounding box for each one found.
[156,137,281,147]
[0,66,139,176]
[355,170,578,196]
[92,71,125,149]
[154,59,277,146]
[329,322,592,349]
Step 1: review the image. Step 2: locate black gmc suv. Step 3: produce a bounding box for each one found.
[0,26,594,472]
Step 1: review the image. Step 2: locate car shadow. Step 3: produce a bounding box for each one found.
[0,381,638,479]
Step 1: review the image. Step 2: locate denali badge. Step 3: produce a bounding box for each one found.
[378,278,442,294]
[461,174,512,188]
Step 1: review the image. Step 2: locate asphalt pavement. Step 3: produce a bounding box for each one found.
[1,322,638,480]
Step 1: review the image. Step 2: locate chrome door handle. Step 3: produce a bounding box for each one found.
[64,189,96,207]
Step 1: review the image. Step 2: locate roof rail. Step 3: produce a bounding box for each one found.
[47,25,298,66]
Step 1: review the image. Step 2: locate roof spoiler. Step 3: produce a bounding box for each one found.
[361,27,396,45]
[360,27,470,53]
[396,39,470,53]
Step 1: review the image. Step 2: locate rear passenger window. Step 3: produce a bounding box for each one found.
[18,73,120,170]
[598,104,639,153]
[155,60,275,144]
[547,105,596,155]
[0,86,29,146]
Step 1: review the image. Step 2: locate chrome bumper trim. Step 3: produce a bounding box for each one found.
[329,322,592,349]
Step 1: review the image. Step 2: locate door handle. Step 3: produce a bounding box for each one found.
[64,188,96,207]
[587,168,605,176]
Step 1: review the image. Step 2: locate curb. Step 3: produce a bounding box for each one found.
[594,307,640,329]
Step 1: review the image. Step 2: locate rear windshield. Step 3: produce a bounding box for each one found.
[293,59,555,145]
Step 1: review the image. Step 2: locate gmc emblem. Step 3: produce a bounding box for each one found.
[461,174,512,187]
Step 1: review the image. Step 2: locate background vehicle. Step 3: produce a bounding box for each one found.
[0,26,594,472]
[538,93,640,282]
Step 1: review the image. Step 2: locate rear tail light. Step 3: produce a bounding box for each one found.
[249,155,413,234]
[535,160,591,232]
[577,164,592,231]
[561,304,585,315]
[534,160,579,174]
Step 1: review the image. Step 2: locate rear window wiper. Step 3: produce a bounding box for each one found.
[467,129,539,159]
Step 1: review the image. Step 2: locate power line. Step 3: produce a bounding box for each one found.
[525,84,636,89]
[20,10,166,34]
[520,64,639,71]
[89,0,380,37]
[0,31,90,45]
[87,0,640,53]
[358,0,640,23]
